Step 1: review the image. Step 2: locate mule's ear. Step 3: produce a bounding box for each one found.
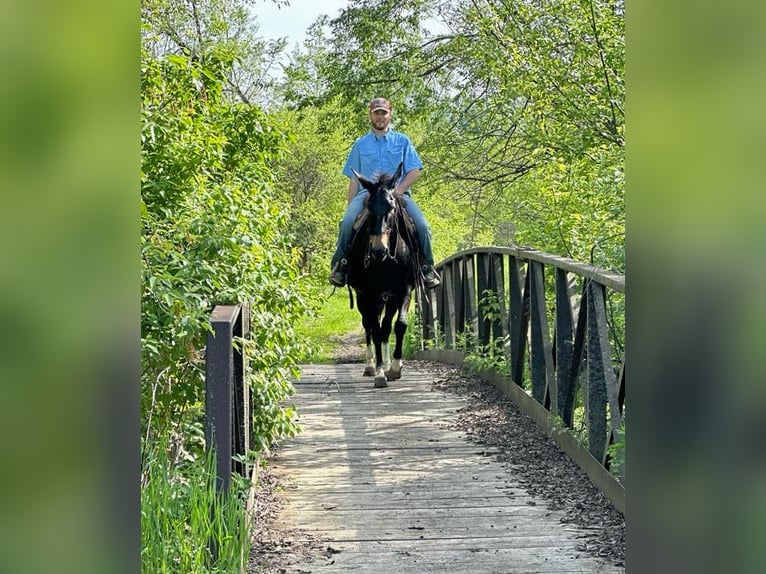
[391,162,404,187]
[380,162,403,193]
[352,168,374,191]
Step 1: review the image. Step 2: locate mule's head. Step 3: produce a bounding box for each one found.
[352,162,403,262]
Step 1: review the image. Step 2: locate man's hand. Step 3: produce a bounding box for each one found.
[394,168,421,197]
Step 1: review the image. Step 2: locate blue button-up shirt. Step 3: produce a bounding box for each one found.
[342,129,423,195]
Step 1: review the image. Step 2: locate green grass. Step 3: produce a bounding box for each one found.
[141,438,251,573]
[297,285,364,363]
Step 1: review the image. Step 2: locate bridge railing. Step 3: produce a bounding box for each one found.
[205,303,252,494]
[418,247,625,505]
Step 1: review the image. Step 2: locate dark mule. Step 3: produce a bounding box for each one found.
[347,163,417,388]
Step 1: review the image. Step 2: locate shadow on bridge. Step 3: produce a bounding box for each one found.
[272,362,624,574]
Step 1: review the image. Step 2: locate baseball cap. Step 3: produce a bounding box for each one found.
[369,97,392,112]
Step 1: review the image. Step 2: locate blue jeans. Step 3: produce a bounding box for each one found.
[331,191,435,268]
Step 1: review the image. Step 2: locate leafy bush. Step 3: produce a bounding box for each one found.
[141,41,312,446]
[140,11,318,571]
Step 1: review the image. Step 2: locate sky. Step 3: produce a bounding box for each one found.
[250,0,350,50]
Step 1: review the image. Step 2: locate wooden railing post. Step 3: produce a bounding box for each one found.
[420,289,436,347]
[586,282,619,463]
[443,261,456,349]
[491,253,507,340]
[555,269,577,424]
[477,252,491,347]
[464,254,478,346]
[232,304,251,478]
[529,261,555,407]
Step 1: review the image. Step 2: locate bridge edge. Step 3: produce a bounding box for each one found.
[415,349,626,515]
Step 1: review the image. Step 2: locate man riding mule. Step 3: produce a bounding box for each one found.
[344,163,417,387]
[329,97,440,290]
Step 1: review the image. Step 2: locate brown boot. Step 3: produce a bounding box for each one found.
[329,259,348,287]
[422,265,441,289]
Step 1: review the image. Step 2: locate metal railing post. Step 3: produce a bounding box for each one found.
[205,304,242,494]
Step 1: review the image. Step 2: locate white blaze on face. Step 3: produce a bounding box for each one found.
[370,232,389,254]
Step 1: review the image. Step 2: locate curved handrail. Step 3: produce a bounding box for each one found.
[419,246,625,504]
[438,246,625,292]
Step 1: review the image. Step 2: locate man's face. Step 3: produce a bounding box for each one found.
[370,109,391,131]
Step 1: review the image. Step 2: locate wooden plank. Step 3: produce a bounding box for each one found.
[293,545,624,574]
[269,363,623,573]
[288,523,588,539]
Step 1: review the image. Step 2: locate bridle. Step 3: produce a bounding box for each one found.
[363,193,402,268]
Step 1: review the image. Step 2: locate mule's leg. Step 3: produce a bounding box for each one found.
[386,320,407,380]
[379,299,399,377]
[387,292,412,381]
[363,331,375,376]
[372,324,387,388]
[358,294,386,387]
[371,302,388,388]
[382,342,390,373]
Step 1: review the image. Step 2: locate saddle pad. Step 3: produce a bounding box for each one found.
[351,209,368,231]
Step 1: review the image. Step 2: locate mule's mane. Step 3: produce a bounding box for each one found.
[375,172,395,185]
[360,175,392,193]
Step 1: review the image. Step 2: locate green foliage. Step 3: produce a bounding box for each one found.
[142,0,289,105]
[461,290,510,376]
[462,336,511,377]
[607,415,626,482]
[402,304,424,358]
[454,324,477,354]
[294,286,364,363]
[277,0,624,270]
[269,100,354,278]
[141,0,318,459]
[141,42,308,439]
[141,5,322,568]
[141,436,251,573]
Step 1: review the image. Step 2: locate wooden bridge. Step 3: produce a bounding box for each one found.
[270,362,623,573]
[205,246,625,573]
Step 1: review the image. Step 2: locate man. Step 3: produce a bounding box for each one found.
[329,97,441,289]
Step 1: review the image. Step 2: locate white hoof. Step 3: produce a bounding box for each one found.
[385,366,402,380]
[374,368,387,388]
[386,359,403,380]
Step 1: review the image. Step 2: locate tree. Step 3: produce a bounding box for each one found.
[142,0,290,105]
[141,4,309,452]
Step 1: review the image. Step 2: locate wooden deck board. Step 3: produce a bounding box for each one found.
[270,363,623,573]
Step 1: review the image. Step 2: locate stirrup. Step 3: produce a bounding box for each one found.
[329,258,348,287]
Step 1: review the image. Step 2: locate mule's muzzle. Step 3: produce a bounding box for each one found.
[370,232,390,262]
[371,245,390,262]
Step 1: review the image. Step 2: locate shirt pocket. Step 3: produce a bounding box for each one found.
[385,143,404,174]
[359,150,378,177]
